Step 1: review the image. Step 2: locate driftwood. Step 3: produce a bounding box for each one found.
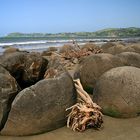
[61,48,102,59]
[62,39,102,59]
[72,39,81,50]
[51,40,102,60]
[66,79,103,132]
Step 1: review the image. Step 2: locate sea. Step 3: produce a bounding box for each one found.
[0,37,140,54]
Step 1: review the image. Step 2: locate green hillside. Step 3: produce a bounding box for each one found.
[94,27,140,37]
[6,27,140,38]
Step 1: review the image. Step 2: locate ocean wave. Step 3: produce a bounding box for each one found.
[0,39,72,47]
[0,38,111,47]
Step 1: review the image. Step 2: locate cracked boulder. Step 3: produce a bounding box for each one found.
[1,62,76,136]
[0,52,48,88]
[93,66,140,118]
[0,65,19,130]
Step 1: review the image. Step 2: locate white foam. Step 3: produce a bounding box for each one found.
[0,41,47,46]
[0,39,110,47]
[0,39,75,47]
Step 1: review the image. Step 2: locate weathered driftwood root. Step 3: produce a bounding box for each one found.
[66,79,103,132]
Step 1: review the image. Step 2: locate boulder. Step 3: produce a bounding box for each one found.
[0,52,26,75]
[22,52,48,86]
[0,66,19,130]
[101,42,116,51]
[1,63,76,136]
[81,43,99,51]
[47,47,58,52]
[44,57,66,79]
[75,53,123,92]
[129,44,140,53]
[102,42,140,54]
[93,66,140,118]
[0,52,48,88]
[123,46,136,53]
[102,44,126,55]
[117,52,140,68]
[41,47,58,56]
[4,47,19,54]
[59,44,75,53]
[0,65,9,75]
[42,51,53,57]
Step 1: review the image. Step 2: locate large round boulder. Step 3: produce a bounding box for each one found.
[93,66,140,118]
[0,66,19,130]
[102,44,126,55]
[0,52,48,88]
[101,42,116,51]
[129,44,140,53]
[102,42,140,54]
[75,53,123,92]
[1,65,76,136]
[117,52,140,68]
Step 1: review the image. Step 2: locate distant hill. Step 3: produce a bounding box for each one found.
[94,27,140,37]
[6,27,140,38]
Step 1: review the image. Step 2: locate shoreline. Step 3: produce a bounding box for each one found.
[0,37,140,54]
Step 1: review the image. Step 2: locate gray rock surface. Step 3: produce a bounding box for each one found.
[75,53,123,90]
[129,44,140,53]
[0,52,48,88]
[1,71,76,136]
[81,43,99,51]
[101,42,116,52]
[93,66,140,118]
[102,42,140,54]
[102,44,126,55]
[0,65,9,74]
[59,44,75,53]
[117,52,140,68]
[0,66,19,130]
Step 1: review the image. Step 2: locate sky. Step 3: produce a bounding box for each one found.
[0,0,140,36]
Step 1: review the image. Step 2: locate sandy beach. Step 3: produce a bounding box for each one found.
[0,115,140,140]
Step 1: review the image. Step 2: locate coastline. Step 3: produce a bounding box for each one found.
[0,37,140,54]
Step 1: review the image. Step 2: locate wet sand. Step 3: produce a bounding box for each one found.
[0,115,140,140]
